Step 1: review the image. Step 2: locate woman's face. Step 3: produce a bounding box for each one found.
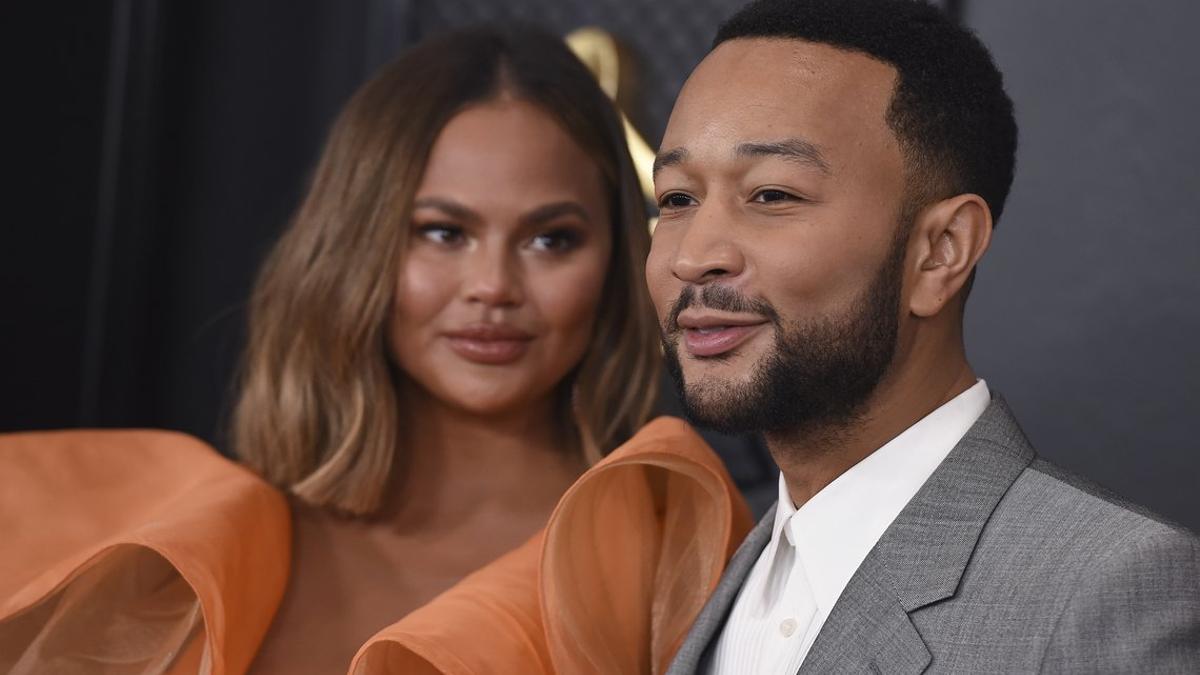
[390,99,613,417]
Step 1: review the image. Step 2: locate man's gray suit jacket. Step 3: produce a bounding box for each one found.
[668,396,1200,673]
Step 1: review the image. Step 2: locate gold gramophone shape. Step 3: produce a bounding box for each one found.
[565,27,658,230]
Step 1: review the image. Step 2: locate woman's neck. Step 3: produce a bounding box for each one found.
[380,388,585,532]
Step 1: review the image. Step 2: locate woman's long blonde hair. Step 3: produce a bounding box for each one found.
[232,26,660,516]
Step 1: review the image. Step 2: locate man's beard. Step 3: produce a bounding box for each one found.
[661,231,906,440]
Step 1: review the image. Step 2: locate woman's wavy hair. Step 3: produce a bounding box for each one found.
[232,26,660,516]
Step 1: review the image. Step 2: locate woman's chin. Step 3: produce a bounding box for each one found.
[435,386,547,420]
[408,368,562,420]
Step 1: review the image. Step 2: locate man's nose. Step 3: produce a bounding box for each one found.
[670,201,746,285]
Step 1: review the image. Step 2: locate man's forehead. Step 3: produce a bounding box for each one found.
[686,38,898,99]
[661,38,898,154]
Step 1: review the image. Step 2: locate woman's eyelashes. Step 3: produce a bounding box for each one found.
[527,227,583,253]
[413,222,584,254]
[416,223,466,247]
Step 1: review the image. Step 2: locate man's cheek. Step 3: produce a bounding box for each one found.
[645,275,673,320]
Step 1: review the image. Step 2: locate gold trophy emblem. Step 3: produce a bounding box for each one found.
[566,27,658,229]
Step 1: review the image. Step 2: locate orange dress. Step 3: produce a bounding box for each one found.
[0,418,751,674]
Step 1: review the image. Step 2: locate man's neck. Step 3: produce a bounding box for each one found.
[768,351,978,509]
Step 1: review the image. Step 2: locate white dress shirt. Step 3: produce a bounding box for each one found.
[705,380,991,674]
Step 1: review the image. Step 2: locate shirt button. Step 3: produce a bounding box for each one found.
[780,618,798,637]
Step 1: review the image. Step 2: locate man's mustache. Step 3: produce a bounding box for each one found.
[665,285,780,335]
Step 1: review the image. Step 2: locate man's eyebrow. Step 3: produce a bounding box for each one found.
[652,147,689,178]
[412,197,477,221]
[735,138,832,175]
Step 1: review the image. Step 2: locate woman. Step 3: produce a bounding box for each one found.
[236,25,659,673]
[0,26,750,675]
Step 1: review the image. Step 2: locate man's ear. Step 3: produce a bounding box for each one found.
[908,194,993,317]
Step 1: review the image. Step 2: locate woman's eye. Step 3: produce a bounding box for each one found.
[529,229,581,253]
[658,192,696,209]
[417,224,465,246]
[752,189,798,204]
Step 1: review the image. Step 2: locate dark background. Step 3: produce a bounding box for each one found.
[4,0,1197,529]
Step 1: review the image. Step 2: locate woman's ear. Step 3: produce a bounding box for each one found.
[908,194,993,318]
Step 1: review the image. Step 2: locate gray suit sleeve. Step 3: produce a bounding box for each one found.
[1038,522,1200,674]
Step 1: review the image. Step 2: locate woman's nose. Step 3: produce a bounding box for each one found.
[463,243,524,307]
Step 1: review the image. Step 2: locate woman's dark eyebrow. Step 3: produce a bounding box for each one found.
[412,197,478,221]
[735,138,832,175]
[521,201,593,227]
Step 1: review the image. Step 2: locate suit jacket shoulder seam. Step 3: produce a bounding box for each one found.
[1024,460,1194,535]
[1035,517,1175,672]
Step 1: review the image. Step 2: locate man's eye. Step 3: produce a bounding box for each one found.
[752,189,796,203]
[530,229,581,253]
[417,224,465,246]
[658,192,696,209]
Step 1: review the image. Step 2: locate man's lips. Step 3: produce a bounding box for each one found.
[676,312,769,358]
[443,325,534,365]
[682,324,766,357]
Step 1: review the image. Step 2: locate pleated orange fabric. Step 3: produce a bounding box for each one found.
[1,417,750,674]
[349,417,753,675]
[0,429,291,675]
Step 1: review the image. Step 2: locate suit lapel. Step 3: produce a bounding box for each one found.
[797,565,931,674]
[667,504,776,675]
[799,396,1037,674]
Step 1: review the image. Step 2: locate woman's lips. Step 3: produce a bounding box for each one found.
[682,323,766,358]
[443,326,534,365]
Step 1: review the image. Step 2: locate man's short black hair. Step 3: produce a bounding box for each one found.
[715,0,1018,225]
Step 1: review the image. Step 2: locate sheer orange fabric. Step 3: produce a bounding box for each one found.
[0,430,290,675]
[350,417,753,675]
[0,418,750,674]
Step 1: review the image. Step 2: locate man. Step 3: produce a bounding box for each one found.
[649,0,1200,672]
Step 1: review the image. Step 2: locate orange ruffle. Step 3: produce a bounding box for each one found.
[349,417,753,675]
[0,418,750,674]
[0,429,290,675]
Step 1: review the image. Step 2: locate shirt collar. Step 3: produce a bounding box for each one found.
[770,380,991,613]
